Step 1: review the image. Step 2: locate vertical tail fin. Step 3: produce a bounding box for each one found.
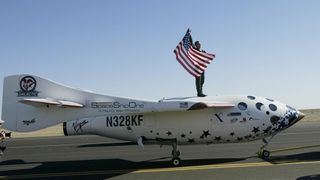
[1,74,89,132]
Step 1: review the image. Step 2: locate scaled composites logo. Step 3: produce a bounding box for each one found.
[73,119,89,133]
[16,76,39,97]
[22,118,36,126]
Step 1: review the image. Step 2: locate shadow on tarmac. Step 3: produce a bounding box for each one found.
[266,151,320,164]
[0,157,245,179]
[296,174,320,180]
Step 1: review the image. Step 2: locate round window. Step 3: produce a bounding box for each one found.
[238,102,247,111]
[269,104,277,111]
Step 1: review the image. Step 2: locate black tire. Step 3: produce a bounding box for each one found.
[172,157,181,166]
[262,150,270,158]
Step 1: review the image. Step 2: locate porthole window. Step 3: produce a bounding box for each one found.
[269,104,277,111]
[247,96,255,100]
[256,102,263,111]
[238,102,247,111]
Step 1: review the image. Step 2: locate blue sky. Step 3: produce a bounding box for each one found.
[1,0,320,113]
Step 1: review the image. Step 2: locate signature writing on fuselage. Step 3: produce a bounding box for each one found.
[73,120,89,133]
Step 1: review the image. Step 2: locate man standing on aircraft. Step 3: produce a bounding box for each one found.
[193,41,207,97]
[174,29,215,97]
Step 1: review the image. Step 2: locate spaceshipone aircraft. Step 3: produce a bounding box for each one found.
[1,74,304,166]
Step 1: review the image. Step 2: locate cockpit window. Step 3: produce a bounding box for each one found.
[256,102,263,111]
[266,98,274,102]
[269,104,277,111]
[238,102,247,111]
[286,105,296,111]
[247,96,255,100]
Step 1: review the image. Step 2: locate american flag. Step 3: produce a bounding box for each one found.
[174,29,215,77]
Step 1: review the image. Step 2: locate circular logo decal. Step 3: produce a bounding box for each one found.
[20,76,37,92]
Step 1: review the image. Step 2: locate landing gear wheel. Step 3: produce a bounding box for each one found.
[171,150,180,157]
[259,150,270,159]
[172,157,181,166]
[262,150,270,158]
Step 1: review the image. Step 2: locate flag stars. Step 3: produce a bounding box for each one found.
[188,138,195,143]
[230,132,235,136]
[166,131,172,136]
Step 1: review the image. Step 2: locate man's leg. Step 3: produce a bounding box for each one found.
[196,76,205,97]
[195,77,203,97]
[199,72,206,97]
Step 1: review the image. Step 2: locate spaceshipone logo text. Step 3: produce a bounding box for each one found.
[91,102,144,109]
[16,76,39,97]
[92,101,144,113]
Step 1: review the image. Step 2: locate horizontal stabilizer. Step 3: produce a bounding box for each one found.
[19,98,84,108]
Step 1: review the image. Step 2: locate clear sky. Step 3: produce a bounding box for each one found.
[1,0,320,115]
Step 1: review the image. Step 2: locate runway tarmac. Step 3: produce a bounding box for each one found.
[1,122,320,180]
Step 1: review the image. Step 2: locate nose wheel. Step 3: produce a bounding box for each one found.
[257,135,275,159]
[258,149,270,159]
[172,157,181,166]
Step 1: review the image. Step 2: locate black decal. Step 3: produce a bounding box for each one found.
[73,120,88,133]
[17,76,39,97]
[119,116,125,126]
[22,118,36,126]
[215,113,223,122]
[113,116,119,126]
[166,131,172,136]
[125,119,130,126]
[214,136,222,142]
[106,117,112,127]
[252,127,260,134]
[138,115,143,125]
[106,115,143,127]
[132,115,138,126]
[188,138,195,143]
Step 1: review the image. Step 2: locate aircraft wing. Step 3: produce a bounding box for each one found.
[19,98,84,108]
[188,102,235,110]
[156,97,235,112]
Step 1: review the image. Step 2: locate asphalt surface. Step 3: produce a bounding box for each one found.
[0,122,320,180]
